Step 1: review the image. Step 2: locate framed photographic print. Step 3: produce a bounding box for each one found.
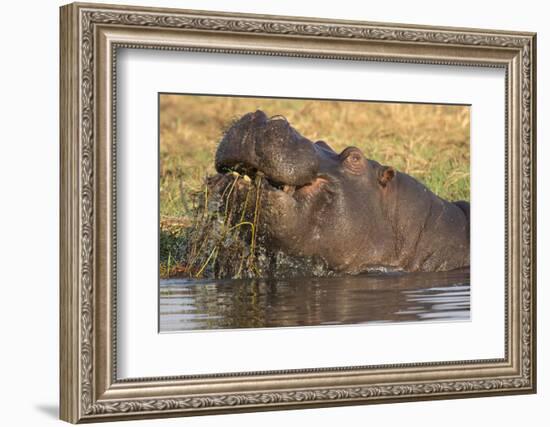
[60,2,536,423]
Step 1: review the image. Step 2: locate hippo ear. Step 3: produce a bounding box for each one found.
[378,166,395,187]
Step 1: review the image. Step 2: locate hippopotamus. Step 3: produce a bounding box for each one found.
[208,110,469,276]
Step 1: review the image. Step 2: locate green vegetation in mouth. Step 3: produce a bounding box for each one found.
[160,171,265,280]
[159,96,470,279]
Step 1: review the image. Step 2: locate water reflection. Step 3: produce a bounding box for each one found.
[159,270,470,332]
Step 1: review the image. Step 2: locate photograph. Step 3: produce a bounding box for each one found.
[159,94,471,332]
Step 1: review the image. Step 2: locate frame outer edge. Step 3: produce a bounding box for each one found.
[60,3,81,424]
[69,1,536,37]
[60,2,537,422]
[529,33,536,393]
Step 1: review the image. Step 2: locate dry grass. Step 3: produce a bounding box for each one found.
[159,94,470,278]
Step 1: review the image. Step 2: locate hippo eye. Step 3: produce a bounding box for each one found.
[349,153,361,163]
[341,147,366,175]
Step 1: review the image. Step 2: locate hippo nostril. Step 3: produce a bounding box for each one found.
[250,110,268,124]
[269,114,288,122]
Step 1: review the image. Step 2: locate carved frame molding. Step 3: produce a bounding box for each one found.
[60,2,536,423]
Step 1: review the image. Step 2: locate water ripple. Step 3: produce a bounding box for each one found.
[160,270,470,332]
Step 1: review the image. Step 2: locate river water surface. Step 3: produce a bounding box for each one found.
[160,270,470,332]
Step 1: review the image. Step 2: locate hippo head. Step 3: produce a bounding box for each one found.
[209,110,470,276]
[212,110,400,274]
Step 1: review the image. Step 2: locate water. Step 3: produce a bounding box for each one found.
[159,270,470,332]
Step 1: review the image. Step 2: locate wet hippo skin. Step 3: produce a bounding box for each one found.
[211,110,470,274]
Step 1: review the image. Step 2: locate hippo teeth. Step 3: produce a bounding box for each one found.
[227,172,313,199]
[224,168,298,195]
[282,184,296,195]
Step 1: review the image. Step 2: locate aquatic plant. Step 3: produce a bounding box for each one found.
[174,171,264,279]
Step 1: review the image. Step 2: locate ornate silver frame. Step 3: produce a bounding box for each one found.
[60,2,536,423]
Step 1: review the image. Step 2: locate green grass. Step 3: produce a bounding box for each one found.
[159,95,470,278]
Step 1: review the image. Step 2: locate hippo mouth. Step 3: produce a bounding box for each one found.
[214,110,330,197]
[221,166,327,199]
